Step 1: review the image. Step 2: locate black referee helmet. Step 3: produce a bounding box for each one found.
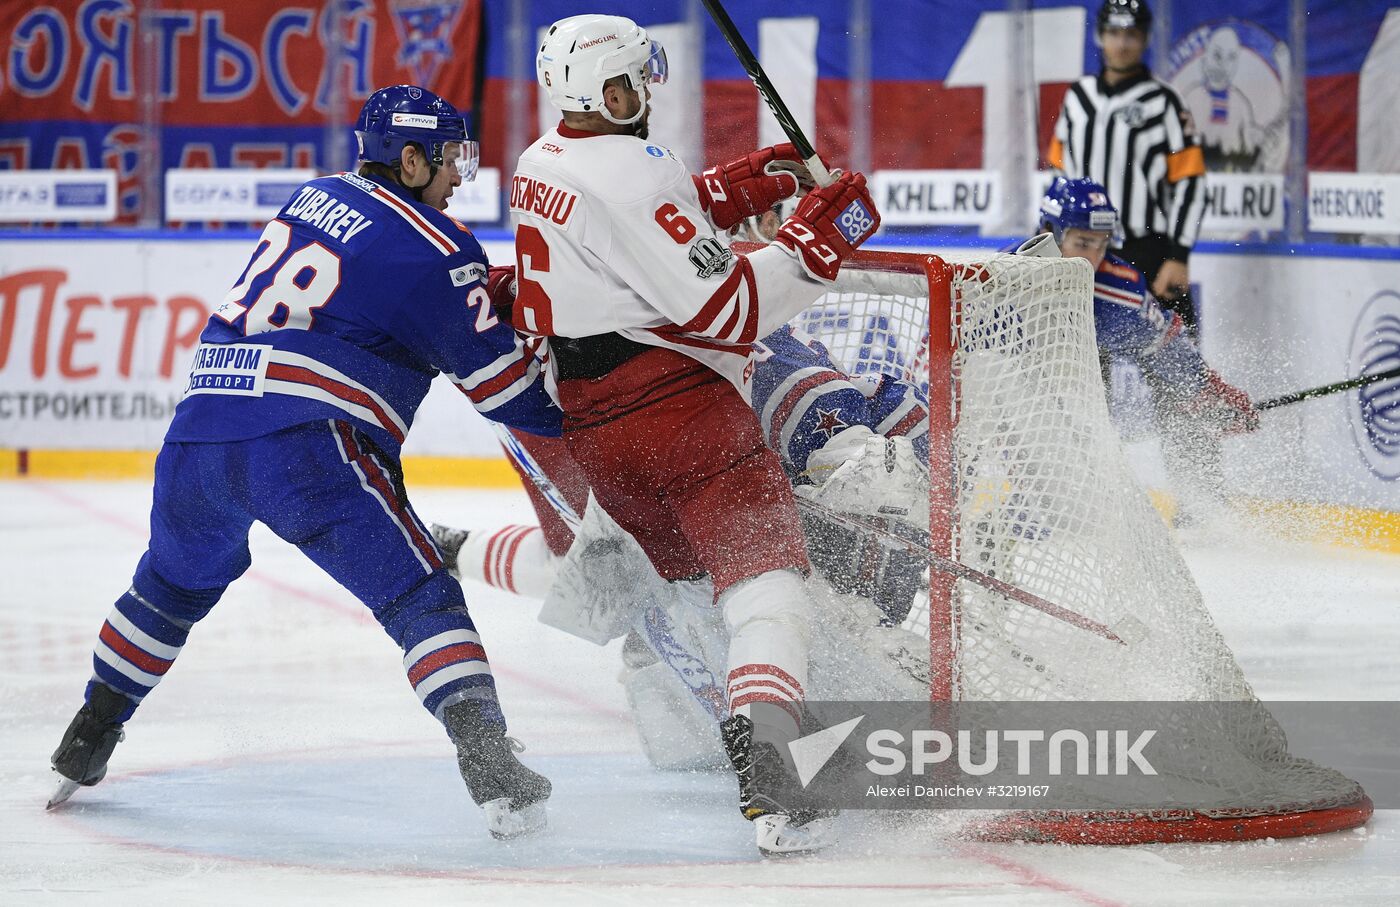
[1097,0,1152,34]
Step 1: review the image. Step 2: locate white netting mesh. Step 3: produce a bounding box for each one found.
[795,250,1366,826]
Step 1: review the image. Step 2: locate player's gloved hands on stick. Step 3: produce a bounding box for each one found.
[1188,367,1259,434]
[694,143,807,231]
[774,171,880,283]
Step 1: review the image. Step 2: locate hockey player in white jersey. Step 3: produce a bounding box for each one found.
[511,13,881,855]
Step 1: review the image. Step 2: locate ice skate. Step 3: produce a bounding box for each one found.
[445,700,552,839]
[720,714,835,857]
[47,685,129,810]
[428,523,470,578]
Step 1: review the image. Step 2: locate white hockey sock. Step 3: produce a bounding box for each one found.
[458,525,557,599]
[719,569,811,739]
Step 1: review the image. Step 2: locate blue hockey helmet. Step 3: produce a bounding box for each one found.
[354,85,478,181]
[1039,177,1123,245]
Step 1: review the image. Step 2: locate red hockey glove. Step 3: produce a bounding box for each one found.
[693,143,805,231]
[486,265,518,319]
[1189,368,1260,435]
[774,171,880,283]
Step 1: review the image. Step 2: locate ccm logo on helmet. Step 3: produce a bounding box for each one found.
[578,34,619,49]
[390,113,439,129]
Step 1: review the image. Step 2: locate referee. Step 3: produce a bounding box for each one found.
[1048,0,1206,332]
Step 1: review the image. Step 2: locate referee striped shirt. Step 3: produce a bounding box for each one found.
[1048,69,1207,259]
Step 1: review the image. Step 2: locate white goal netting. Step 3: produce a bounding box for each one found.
[791,249,1369,843]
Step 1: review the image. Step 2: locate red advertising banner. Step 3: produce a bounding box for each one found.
[0,0,484,217]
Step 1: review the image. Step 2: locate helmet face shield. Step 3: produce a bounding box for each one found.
[646,40,668,85]
[445,140,480,182]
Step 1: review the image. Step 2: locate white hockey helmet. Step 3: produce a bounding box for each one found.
[536,14,668,126]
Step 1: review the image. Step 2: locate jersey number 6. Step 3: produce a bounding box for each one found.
[514,224,555,334]
[655,203,697,244]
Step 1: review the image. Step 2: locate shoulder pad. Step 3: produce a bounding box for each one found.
[531,134,688,206]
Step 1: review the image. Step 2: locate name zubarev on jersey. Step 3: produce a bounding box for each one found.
[283,186,375,242]
[509,175,578,226]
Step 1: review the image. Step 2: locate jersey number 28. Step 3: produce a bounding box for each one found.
[215,219,342,335]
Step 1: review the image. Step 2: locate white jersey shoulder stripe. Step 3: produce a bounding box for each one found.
[337,173,459,256]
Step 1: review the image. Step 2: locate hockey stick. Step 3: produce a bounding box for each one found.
[1256,364,1400,412]
[490,423,581,532]
[491,423,726,710]
[793,496,1127,645]
[699,0,834,188]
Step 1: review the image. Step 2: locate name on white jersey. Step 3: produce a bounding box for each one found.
[284,186,375,243]
[509,175,578,227]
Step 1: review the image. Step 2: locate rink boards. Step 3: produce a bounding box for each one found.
[1,232,1398,528]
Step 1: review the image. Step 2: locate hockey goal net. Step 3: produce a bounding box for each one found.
[785,246,1372,845]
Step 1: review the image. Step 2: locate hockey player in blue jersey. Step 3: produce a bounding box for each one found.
[1018,177,1258,520]
[751,324,929,481]
[47,85,558,839]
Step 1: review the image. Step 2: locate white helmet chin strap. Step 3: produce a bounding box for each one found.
[598,80,647,126]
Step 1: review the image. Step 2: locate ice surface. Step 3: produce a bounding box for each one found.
[2,479,1397,905]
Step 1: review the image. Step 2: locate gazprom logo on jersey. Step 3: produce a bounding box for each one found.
[185,343,271,398]
[450,262,488,287]
[1347,290,1400,480]
[836,198,876,243]
[166,169,317,223]
[0,169,117,223]
[645,145,667,159]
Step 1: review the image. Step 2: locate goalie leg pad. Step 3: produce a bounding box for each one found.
[636,585,730,721]
[538,494,669,645]
[622,659,730,771]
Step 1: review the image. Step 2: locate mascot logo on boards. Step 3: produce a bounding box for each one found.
[1163,20,1289,173]
[390,0,466,87]
[1347,290,1400,481]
